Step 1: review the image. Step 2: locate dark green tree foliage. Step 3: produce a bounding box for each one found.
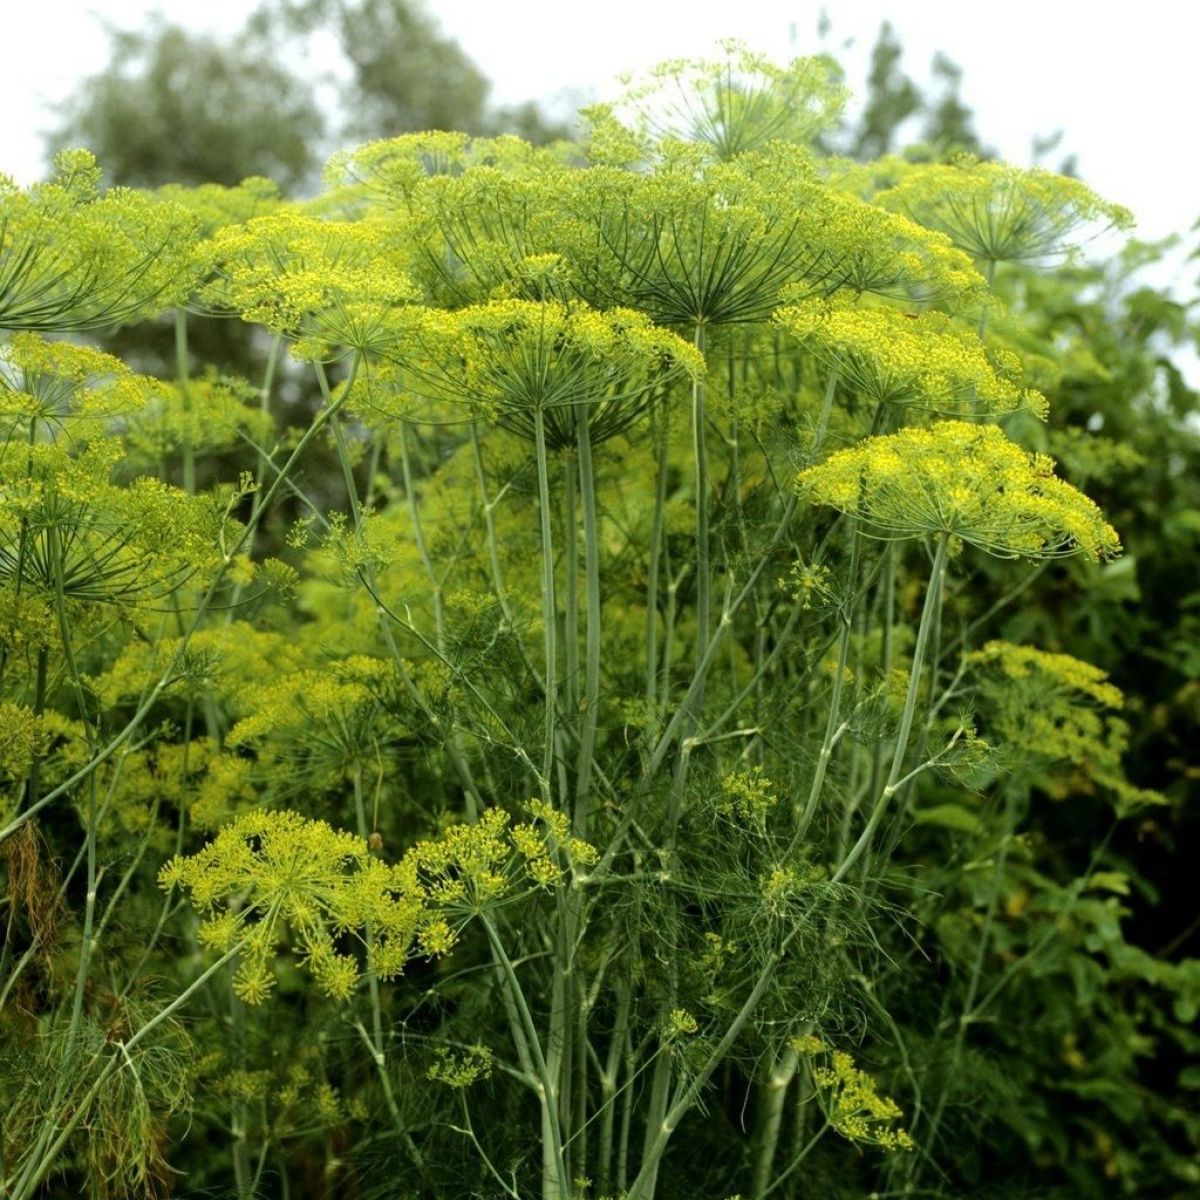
[839,22,985,161]
[47,19,323,190]
[49,0,568,194]
[267,0,494,140]
[922,52,983,155]
[849,22,922,160]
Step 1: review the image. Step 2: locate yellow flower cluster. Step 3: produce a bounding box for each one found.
[0,441,230,611]
[227,656,397,758]
[970,641,1166,815]
[0,333,168,444]
[199,211,419,357]
[782,558,834,610]
[611,39,847,159]
[163,803,597,1004]
[377,299,704,446]
[326,131,558,204]
[878,155,1133,264]
[795,1039,914,1152]
[715,766,779,823]
[156,177,282,237]
[427,1044,495,1088]
[409,168,580,306]
[971,641,1124,709]
[327,133,575,305]
[0,149,200,331]
[798,193,983,303]
[665,1008,699,1037]
[797,420,1121,560]
[160,809,426,1003]
[775,300,1047,417]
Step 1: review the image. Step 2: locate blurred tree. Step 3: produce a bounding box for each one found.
[921,51,983,154]
[263,0,571,144]
[848,22,921,160]
[48,0,568,193]
[265,0,493,141]
[831,20,987,161]
[47,18,323,189]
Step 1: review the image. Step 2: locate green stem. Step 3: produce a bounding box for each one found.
[575,407,601,838]
[644,400,670,740]
[833,533,950,883]
[175,308,195,495]
[690,323,710,717]
[751,1046,799,1199]
[480,914,570,1200]
[533,406,558,805]
[807,360,840,463]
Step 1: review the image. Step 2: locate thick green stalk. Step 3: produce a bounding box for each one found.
[596,979,632,1193]
[690,323,710,715]
[644,401,670,738]
[480,914,570,1200]
[564,449,580,765]
[533,405,558,804]
[575,407,601,837]
[175,309,195,496]
[751,1046,799,1199]
[833,533,951,883]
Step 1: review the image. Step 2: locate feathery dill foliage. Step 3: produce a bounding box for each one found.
[0,38,1188,1200]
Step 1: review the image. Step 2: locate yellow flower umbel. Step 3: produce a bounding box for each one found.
[199,210,419,358]
[155,176,283,237]
[159,809,427,1003]
[970,641,1166,815]
[797,420,1120,561]
[878,155,1133,266]
[566,141,980,327]
[163,804,597,1003]
[774,300,1047,418]
[377,299,705,447]
[793,1039,914,1152]
[609,40,847,160]
[0,149,200,332]
[326,132,575,306]
[0,333,170,444]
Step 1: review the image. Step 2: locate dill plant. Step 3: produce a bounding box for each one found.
[0,40,1187,1200]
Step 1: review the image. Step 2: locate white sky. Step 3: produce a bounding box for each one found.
[1,1,1198,275]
